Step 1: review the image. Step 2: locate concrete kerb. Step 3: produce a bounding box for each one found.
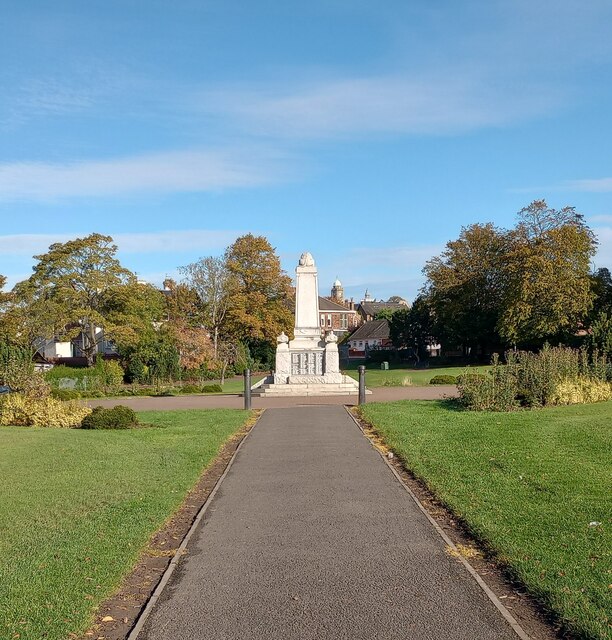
[344,406,532,640]
[127,409,265,640]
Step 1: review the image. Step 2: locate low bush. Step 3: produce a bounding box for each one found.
[0,393,91,427]
[429,374,458,385]
[153,388,180,397]
[550,378,612,405]
[179,384,202,394]
[51,388,82,401]
[459,347,612,411]
[202,384,223,393]
[80,405,138,430]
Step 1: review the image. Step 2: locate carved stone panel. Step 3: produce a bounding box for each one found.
[291,351,323,375]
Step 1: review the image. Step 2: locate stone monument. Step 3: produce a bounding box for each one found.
[251,252,362,396]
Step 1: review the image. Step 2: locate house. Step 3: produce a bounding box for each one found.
[346,319,392,359]
[356,290,409,322]
[318,295,359,337]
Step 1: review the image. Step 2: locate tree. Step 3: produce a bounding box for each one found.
[170,321,213,370]
[18,233,133,365]
[375,307,401,321]
[590,267,612,319]
[223,234,293,344]
[423,223,508,354]
[179,256,231,358]
[389,296,436,362]
[499,201,596,345]
[162,278,203,326]
[99,281,167,352]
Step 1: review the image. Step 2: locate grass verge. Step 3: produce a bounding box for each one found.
[345,365,490,387]
[359,400,611,639]
[0,409,250,640]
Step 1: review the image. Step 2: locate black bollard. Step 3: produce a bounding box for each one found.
[243,368,251,410]
[358,365,366,405]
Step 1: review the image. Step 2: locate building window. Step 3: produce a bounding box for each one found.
[341,314,347,329]
[327,314,332,327]
[320,316,325,326]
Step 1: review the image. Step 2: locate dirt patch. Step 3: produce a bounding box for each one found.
[350,407,565,640]
[80,411,262,640]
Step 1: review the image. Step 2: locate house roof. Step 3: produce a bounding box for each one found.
[358,301,406,317]
[348,319,390,341]
[318,296,354,312]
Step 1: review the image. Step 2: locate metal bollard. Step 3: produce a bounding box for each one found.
[358,365,366,405]
[243,368,251,410]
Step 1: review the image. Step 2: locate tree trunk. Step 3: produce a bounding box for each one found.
[213,326,218,360]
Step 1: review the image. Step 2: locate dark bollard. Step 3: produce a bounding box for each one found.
[243,368,251,410]
[358,365,366,405]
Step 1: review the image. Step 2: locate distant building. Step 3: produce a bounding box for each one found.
[318,296,359,337]
[346,319,392,359]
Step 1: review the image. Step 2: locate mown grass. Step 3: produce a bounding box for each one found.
[0,409,249,640]
[345,365,490,387]
[360,400,612,639]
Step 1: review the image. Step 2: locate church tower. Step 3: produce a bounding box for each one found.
[331,277,344,303]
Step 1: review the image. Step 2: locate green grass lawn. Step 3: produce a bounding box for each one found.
[0,409,250,640]
[345,365,490,387]
[220,374,266,394]
[359,400,612,640]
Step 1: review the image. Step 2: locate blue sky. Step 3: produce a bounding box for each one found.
[1,0,612,301]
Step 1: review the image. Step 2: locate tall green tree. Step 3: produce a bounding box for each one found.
[388,296,436,362]
[223,234,293,345]
[423,223,508,354]
[590,267,612,319]
[499,201,596,345]
[17,233,134,365]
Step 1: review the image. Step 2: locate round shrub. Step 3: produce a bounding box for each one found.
[180,384,202,394]
[429,374,458,385]
[202,384,223,393]
[80,405,138,430]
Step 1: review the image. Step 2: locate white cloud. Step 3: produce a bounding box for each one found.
[0,229,241,257]
[567,178,612,193]
[593,226,612,267]
[201,71,559,139]
[0,148,286,201]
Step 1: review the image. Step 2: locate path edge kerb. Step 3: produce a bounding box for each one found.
[344,406,531,640]
[127,409,265,640]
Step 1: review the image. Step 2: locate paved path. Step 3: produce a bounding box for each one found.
[93,385,457,411]
[138,406,517,640]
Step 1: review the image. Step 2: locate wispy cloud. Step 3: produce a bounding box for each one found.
[567,177,612,193]
[593,225,612,268]
[0,229,240,257]
[200,70,560,139]
[590,215,612,224]
[0,148,287,201]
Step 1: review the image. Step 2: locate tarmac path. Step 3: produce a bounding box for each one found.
[137,406,519,640]
[92,384,457,411]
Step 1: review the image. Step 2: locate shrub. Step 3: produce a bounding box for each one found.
[429,374,458,385]
[180,384,202,394]
[0,393,91,427]
[93,357,124,393]
[80,405,138,430]
[0,342,36,391]
[457,357,518,412]
[459,347,612,411]
[51,388,82,401]
[550,379,612,405]
[202,384,223,393]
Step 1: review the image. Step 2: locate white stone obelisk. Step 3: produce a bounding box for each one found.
[291,252,322,348]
